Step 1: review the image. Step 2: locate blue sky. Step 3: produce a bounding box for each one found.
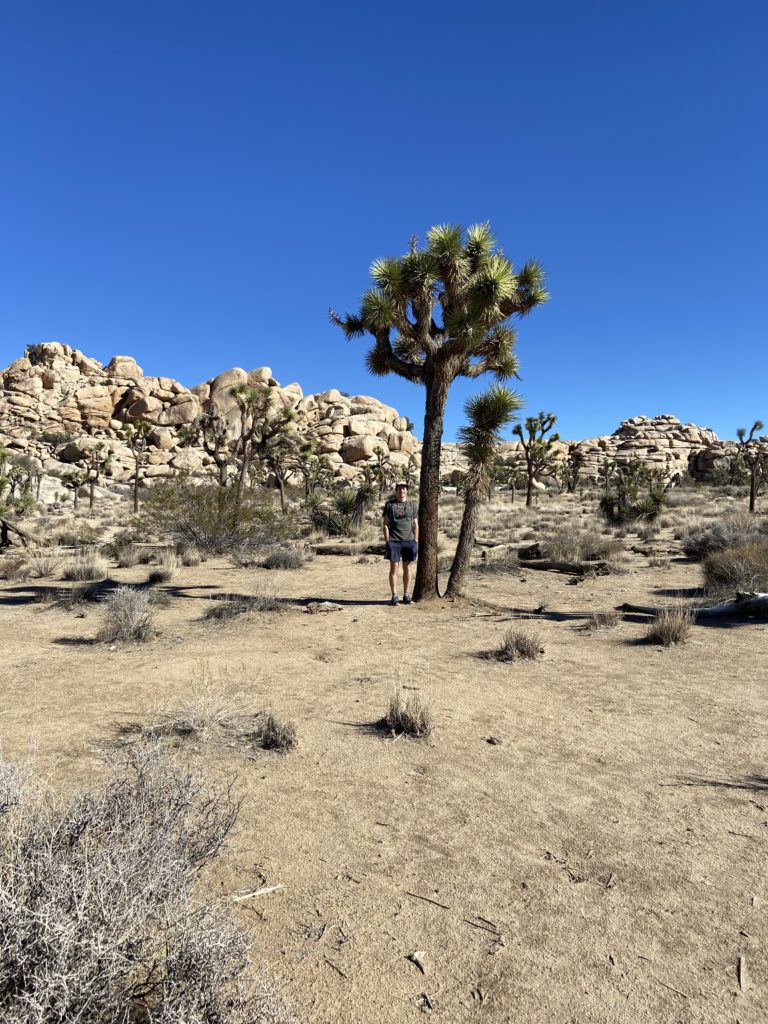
[1,1,765,442]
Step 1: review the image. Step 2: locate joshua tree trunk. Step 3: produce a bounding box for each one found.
[89,478,95,513]
[445,492,481,598]
[526,471,534,508]
[133,457,140,514]
[275,475,286,512]
[413,371,450,602]
[749,468,757,513]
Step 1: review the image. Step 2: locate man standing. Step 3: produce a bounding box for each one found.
[383,481,419,605]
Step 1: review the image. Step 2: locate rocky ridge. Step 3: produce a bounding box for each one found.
[0,343,745,499]
[0,343,419,493]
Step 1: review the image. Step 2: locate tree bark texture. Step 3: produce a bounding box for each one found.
[413,371,450,601]
[445,494,481,598]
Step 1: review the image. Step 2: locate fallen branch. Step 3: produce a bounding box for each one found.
[617,593,768,621]
[519,559,609,577]
[0,517,40,549]
[230,883,284,901]
[405,891,451,910]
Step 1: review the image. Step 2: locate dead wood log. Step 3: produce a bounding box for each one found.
[0,517,41,549]
[617,593,768,620]
[311,542,382,556]
[518,558,609,577]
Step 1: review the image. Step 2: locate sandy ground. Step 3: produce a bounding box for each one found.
[1,499,767,1023]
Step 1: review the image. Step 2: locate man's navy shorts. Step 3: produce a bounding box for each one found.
[386,540,418,563]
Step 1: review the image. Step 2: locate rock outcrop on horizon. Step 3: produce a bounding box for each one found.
[0,343,419,493]
[0,343,747,501]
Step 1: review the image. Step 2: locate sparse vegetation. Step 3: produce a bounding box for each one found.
[703,542,768,599]
[382,689,434,738]
[495,626,544,661]
[98,585,155,642]
[147,549,179,584]
[584,611,621,632]
[254,711,298,753]
[205,583,283,621]
[681,513,768,560]
[262,544,309,570]
[62,548,109,581]
[0,743,291,1023]
[645,606,694,646]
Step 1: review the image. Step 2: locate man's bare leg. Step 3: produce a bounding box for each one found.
[402,560,412,598]
[389,561,399,597]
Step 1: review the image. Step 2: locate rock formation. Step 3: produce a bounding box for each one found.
[0,343,419,494]
[0,344,749,502]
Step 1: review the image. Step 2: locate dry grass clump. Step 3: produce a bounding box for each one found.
[205,583,283,622]
[583,610,621,632]
[62,548,109,582]
[147,550,179,585]
[98,585,155,643]
[681,513,768,559]
[0,743,291,1023]
[262,545,309,570]
[543,526,622,562]
[24,549,61,579]
[649,556,672,569]
[179,546,202,567]
[703,542,768,598]
[645,607,694,646]
[495,626,544,661]
[254,711,298,753]
[0,554,31,581]
[115,544,141,568]
[382,689,434,739]
[50,521,103,547]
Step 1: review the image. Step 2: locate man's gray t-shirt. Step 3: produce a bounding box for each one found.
[384,499,418,542]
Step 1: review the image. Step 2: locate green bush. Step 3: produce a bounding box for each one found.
[140,478,293,555]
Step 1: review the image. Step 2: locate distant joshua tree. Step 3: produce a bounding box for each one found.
[331,222,548,601]
[737,420,767,513]
[123,419,152,514]
[446,385,522,598]
[513,412,559,507]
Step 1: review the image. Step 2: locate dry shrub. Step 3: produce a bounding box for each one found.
[383,689,433,738]
[646,607,694,646]
[50,522,103,547]
[703,542,768,598]
[205,584,283,621]
[63,548,109,582]
[254,711,298,753]
[584,610,621,632]
[681,513,768,560]
[0,554,32,581]
[262,545,309,570]
[24,550,61,579]
[496,626,544,661]
[649,556,672,569]
[0,743,292,1023]
[115,544,141,568]
[180,546,202,567]
[147,550,179,585]
[98,585,155,643]
[543,526,622,562]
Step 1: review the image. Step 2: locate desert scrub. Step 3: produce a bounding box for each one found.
[62,548,109,581]
[495,626,544,661]
[645,607,694,646]
[253,711,298,753]
[0,743,292,1023]
[382,689,433,739]
[22,549,61,579]
[703,542,768,598]
[543,526,623,562]
[147,550,179,584]
[98,585,155,642]
[583,610,621,632]
[205,583,283,621]
[681,513,768,560]
[262,544,310,570]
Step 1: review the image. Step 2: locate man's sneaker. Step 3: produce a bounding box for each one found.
[390,594,399,606]
[402,594,412,604]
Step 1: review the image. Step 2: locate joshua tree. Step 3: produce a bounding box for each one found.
[291,441,333,497]
[179,399,233,489]
[737,420,767,513]
[82,443,109,513]
[513,412,559,507]
[371,445,397,500]
[331,222,547,601]
[558,442,584,494]
[123,420,152,514]
[230,384,295,504]
[60,469,87,513]
[446,385,522,598]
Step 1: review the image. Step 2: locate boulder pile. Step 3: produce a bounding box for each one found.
[0,343,419,493]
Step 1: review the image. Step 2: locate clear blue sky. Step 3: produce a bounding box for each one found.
[1,1,765,442]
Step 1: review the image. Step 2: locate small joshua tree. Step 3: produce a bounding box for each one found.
[179,399,233,489]
[559,442,584,494]
[123,419,152,514]
[60,468,87,513]
[513,412,559,507]
[445,385,522,597]
[736,420,767,514]
[230,384,296,506]
[291,441,333,497]
[83,443,110,513]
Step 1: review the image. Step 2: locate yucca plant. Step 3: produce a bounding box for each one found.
[331,223,547,600]
[445,385,522,597]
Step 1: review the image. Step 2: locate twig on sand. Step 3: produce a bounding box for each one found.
[324,957,347,978]
[231,883,284,901]
[406,891,451,910]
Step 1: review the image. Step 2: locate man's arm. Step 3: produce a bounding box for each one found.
[412,512,419,543]
[382,509,390,543]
